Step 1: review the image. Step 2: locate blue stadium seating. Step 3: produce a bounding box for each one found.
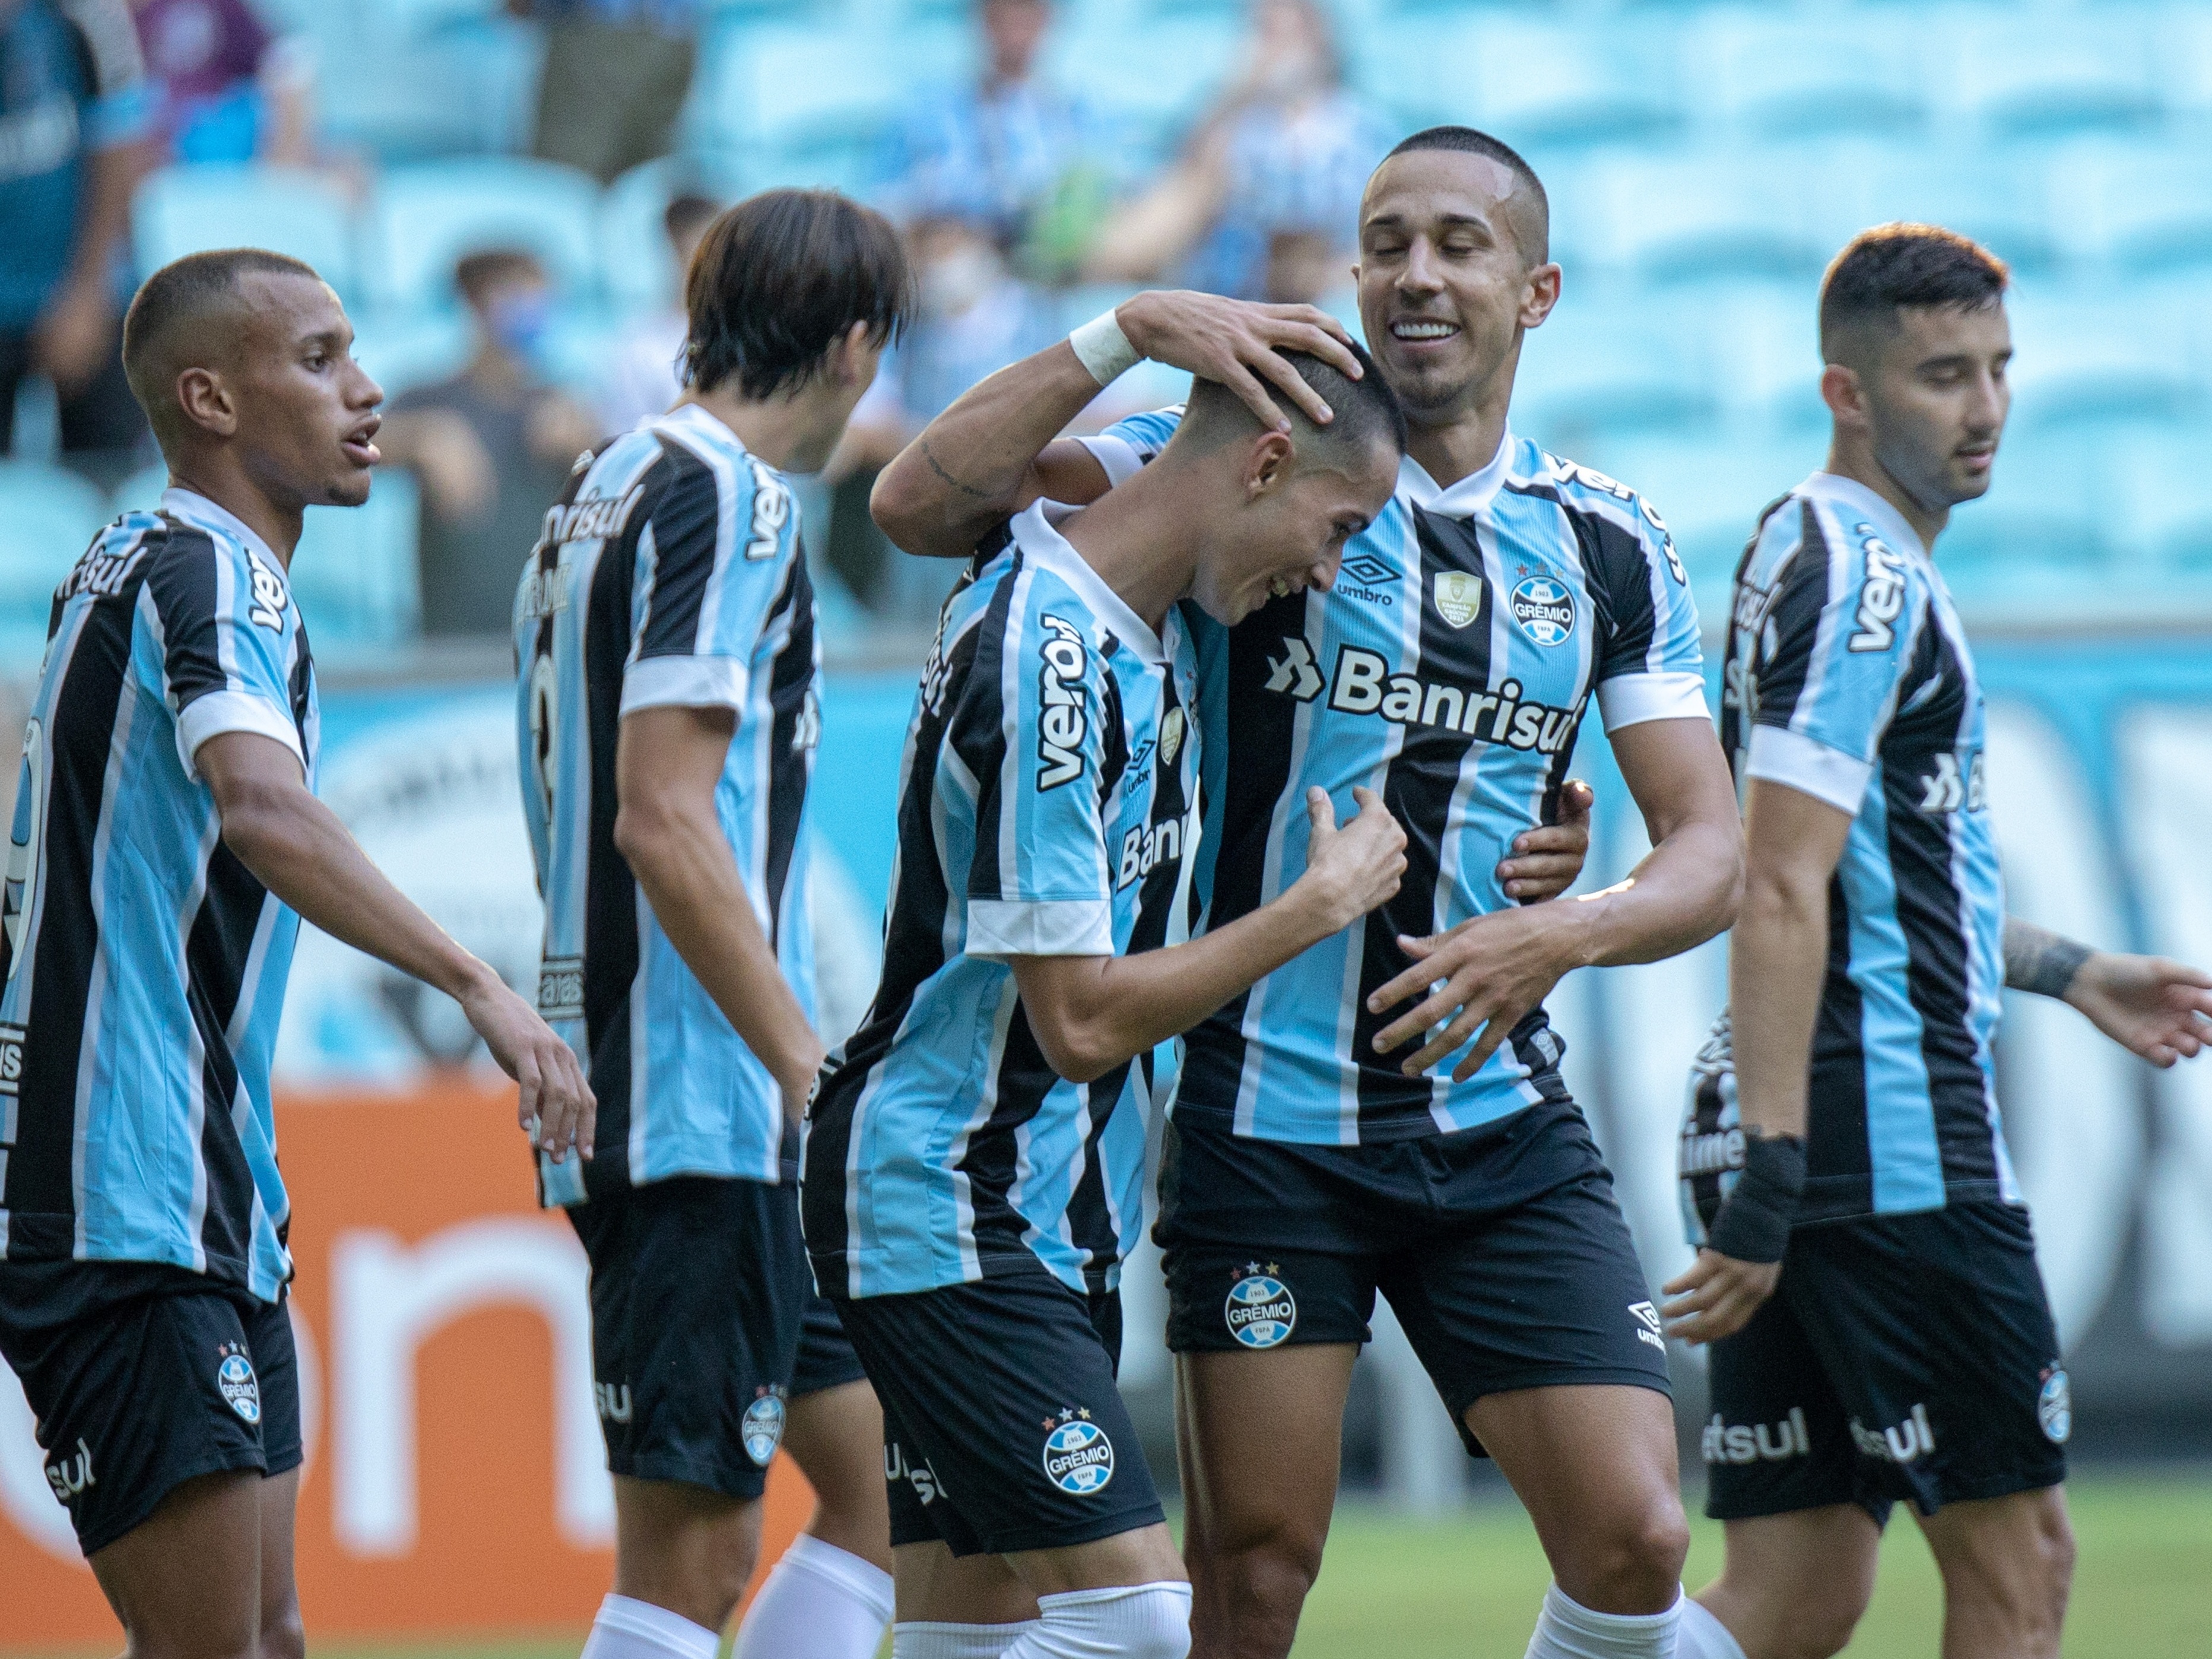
[2106,426,2212,569]
[0,466,110,661]
[1563,154,1832,286]
[364,158,604,310]
[1946,17,2162,139]
[1513,305,1718,449]
[2052,148,2212,274]
[1433,19,1686,149]
[1574,432,1818,592]
[1690,15,1928,141]
[288,471,425,649]
[132,164,358,297]
[2004,296,2205,432]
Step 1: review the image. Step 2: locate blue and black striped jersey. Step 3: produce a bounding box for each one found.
[801,501,1199,1299]
[1080,413,1708,1145]
[515,404,820,1204]
[0,490,318,1301]
[1686,471,2016,1236]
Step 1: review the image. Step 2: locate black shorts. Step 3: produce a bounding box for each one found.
[0,1262,302,1556]
[568,1172,861,1501]
[1155,1099,1671,1457]
[833,1258,1164,1558]
[1703,1201,2068,1524]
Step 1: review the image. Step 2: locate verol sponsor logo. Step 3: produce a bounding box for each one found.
[1035,614,1090,790]
[1848,526,1909,653]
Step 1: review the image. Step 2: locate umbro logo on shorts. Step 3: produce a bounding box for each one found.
[1040,1408,1114,1495]
[1627,1300,1667,1353]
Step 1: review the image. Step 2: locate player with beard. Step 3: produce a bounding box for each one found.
[1662,226,2212,1659]
[871,126,1744,1659]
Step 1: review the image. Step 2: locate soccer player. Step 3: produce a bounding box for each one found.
[869,127,1744,1659]
[515,191,921,1659]
[0,248,594,1657]
[1662,225,2212,1659]
[800,344,1413,1659]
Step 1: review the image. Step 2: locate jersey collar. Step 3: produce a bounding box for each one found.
[1396,429,1517,519]
[1010,499,1169,667]
[1799,471,1929,560]
[160,487,286,575]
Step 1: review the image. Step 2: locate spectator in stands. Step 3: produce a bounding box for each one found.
[509,0,700,184]
[1086,0,1388,303]
[596,190,717,436]
[377,249,599,639]
[128,0,312,166]
[880,0,1115,284]
[0,0,151,488]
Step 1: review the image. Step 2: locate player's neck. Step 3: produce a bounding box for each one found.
[682,384,831,474]
[1401,383,1512,490]
[1824,433,1948,551]
[164,452,305,567]
[1056,463,1199,635]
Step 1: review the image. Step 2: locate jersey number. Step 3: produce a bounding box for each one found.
[527,651,560,833]
[5,720,46,983]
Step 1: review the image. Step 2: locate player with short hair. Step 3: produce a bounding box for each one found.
[515,190,920,1659]
[801,344,1412,1659]
[872,126,1744,1659]
[0,246,593,1658]
[1662,224,2212,1659]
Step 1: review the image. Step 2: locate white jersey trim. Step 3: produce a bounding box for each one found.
[966,897,1113,960]
[620,653,749,716]
[1075,433,1148,488]
[1744,723,1874,816]
[1597,670,1709,732]
[177,690,304,780]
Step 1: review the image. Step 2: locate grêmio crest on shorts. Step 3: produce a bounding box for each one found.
[802,500,1199,1300]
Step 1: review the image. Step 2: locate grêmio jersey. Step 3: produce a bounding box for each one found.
[801,500,1200,1299]
[1684,471,2014,1235]
[0,490,318,1302]
[1080,411,1707,1145]
[515,404,819,1205]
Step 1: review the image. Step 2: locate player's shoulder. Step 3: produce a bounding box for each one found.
[1783,477,1934,605]
[1523,440,1666,537]
[1521,441,1696,598]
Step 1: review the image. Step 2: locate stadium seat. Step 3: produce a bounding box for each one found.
[132,166,360,300]
[2049,149,2212,275]
[1936,434,2106,597]
[1576,432,1816,593]
[1696,281,1828,436]
[288,470,424,648]
[315,16,544,162]
[1568,154,1831,287]
[1515,304,1719,452]
[1943,17,2160,139]
[0,464,112,661]
[599,161,686,316]
[2104,425,2212,570]
[348,309,475,401]
[2005,296,2204,433]
[1433,19,1686,150]
[1689,15,1928,142]
[363,158,604,311]
[1822,147,2063,276]
[688,23,929,164]
[1051,13,1239,147]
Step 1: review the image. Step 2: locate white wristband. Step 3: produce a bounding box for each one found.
[1069,308,1142,387]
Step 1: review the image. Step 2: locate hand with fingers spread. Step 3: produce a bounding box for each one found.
[1495,778,1593,903]
[1364,900,1591,1081]
[2064,952,2212,1067]
[459,965,597,1165]
[1115,290,1364,432]
[1292,785,1407,933]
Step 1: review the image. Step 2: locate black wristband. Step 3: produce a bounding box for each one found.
[1706,1132,1807,1264]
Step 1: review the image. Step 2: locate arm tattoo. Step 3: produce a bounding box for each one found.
[919,438,995,501]
[2004,918,2094,1000]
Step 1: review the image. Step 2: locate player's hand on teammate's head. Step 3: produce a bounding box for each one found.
[1299,785,1407,930]
[1660,1248,1783,1346]
[459,966,597,1162]
[1497,778,1593,902]
[2065,952,2212,1067]
[1116,290,1362,432]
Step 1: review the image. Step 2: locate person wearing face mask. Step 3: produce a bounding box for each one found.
[377,246,600,637]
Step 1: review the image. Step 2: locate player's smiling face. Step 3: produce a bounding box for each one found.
[1354,151,1560,421]
[229,272,385,512]
[1192,436,1397,626]
[1862,302,2012,513]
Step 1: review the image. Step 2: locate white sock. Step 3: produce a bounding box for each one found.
[1524,1583,1681,1659]
[1001,1582,1191,1659]
[1675,1595,1748,1659]
[891,1620,1039,1658]
[579,1594,721,1659]
[734,1533,896,1659]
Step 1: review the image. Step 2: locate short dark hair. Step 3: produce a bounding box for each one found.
[1381,126,1550,264]
[122,248,323,425]
[1188,339,1408,466]
[454,247,545,308]
[683,189,913,400]
[1819,224,2010,364]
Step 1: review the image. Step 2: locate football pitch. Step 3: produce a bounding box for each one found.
[21,1468,2205,1659]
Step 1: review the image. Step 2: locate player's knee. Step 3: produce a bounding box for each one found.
[1572,1496,1690,1612]
[1197,1511,1326,1614]
[256,1600,306,1659]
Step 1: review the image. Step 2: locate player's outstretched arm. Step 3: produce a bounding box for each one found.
[1662,777,1852,1345]
[1495,778,1593,903]
[1012,786,1405,1083]
[2006,918,2212,1066]
[614,705,824,1122]
[1367,718,1741,1083]
[870,291,1360,560]
[198,731,596,1160]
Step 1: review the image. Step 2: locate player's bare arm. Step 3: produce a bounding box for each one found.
[197,728,595,1160]
[1013,786,1405,1082]
[871,290,1360,559]
[614,704,826,1119]
[1662,778,1851,1346]
[2004,918,2212,1067]
[1366,716,1741,1081]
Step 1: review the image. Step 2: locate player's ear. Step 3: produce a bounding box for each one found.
[1820,361,1867,429]
[826,320,872,388]
[1246,428,1295,498]
[176,366,239,439]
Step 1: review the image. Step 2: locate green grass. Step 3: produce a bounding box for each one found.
[18,1471,2211,1658]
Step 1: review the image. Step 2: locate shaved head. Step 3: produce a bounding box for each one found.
[1182,340,1407,471]
[122,249,325,443]
[1379,126,1550,267]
